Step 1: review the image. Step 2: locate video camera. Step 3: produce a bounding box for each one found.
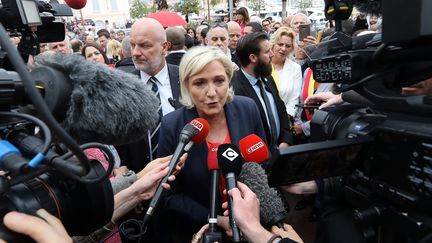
[0,2,114,242]
[0,0,72,66]
[270,0,432,242]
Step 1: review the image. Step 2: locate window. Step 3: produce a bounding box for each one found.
[91,0,100,11]
[109,0,118,11]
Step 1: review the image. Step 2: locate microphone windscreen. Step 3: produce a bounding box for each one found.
[190,118,210,144]
[238,162,287,228]
[239,134,269,164]
[217,144,243,176]
[32,54,159,145]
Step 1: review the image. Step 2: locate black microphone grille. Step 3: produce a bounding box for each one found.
[217,144,243,176]
[238,162,287,228]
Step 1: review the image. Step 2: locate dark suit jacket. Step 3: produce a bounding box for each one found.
[156,96,266,243]
[231,69,294,147]
[166,52,185,66]
[116,64,182,172]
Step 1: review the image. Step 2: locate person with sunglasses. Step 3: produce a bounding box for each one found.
[235,7,250,36]
[206,22,239,71]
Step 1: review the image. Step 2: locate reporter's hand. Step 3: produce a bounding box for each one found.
[279,142,289,148]
[113,166,129,177]
[271,224,304,243]
[129,161,177,201]
[191,224,209,243]
[217,215,232,237]
[305,92,342,109]
[137,153,187,179]
[401,78,432,95]
[293,124,303,136]
[0,209,72,243]
[302,36,317,46]
[280,181,318,195]
[222,182,274,243]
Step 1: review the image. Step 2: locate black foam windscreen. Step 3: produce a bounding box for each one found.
[239,162,287,228]
[217,144,243,176]
[32,54,159,145]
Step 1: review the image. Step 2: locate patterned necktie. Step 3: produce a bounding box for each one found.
[257,78,278,147]
[149,76,162,160]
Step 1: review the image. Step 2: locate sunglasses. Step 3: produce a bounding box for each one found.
[210,21,228,29]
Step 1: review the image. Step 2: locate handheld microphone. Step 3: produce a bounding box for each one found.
[142,118,209,226]
[31,54,160,145]
[239,134,270,164]
[64,0,87,9]
[238,162,288,229]
[203,146,224,243]
[207,147,219,232]
[217,144,242,242]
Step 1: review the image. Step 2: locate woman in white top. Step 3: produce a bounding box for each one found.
[270,26,303,117]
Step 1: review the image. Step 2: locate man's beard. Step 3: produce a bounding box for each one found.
[133,55,163,74]
[253,57,272,77]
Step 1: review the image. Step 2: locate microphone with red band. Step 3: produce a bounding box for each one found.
[188,118,210,149]
[203,144,224,243]
[238,134,288,230]
[239,134,270,164]
[141,118,209,229]
[64,0,87,9]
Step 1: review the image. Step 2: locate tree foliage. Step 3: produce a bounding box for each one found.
[296,0,313,10]
[176,0,200,15]
[248,0,263,13]
[129,0,156,19]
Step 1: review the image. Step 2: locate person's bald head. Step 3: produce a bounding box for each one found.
[227,21,241,50]
[166,27,185,51]
[131,18,167,43]
[130,18,168,76]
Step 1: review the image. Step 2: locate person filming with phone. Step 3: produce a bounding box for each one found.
[290,13,317,67]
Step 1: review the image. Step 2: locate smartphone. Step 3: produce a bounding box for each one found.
[299,24,311,41]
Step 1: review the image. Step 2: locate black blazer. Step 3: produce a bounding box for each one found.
[116,64,182,172]
[231,69,294,147]
[156,96,266,243]
[166,52,185,66]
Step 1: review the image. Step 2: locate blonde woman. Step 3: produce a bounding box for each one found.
[270,26,302,117]
[106,39,122,64]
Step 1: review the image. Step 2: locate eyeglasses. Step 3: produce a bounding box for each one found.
[210,21,228,29]
[229,33,241,38]
[210,36,227,42]
[292,21,306,26]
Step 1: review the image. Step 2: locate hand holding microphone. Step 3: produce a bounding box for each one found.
[142,118,209,226]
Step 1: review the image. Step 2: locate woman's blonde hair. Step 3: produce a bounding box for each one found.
[106,39,122,59]
[270,26,297,54]
[179,46,235,109]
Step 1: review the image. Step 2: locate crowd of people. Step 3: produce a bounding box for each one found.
[7,6,431,243]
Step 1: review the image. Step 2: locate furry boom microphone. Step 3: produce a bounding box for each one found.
[31,54,159,145]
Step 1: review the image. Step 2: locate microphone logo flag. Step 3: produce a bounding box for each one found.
[247,141,265,154]
[222,147,239,161]
[190,120,204,131]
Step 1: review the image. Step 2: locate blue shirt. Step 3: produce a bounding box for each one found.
[241,69,281,139]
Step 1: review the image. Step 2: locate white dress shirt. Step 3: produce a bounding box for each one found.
[140,65,175,115]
